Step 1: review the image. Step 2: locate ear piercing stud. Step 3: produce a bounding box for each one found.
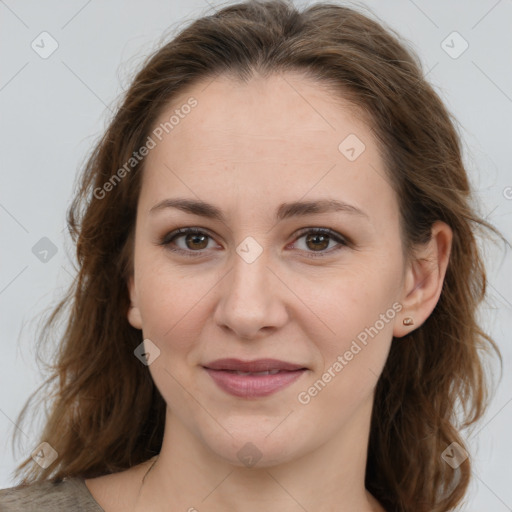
[403,317,414,326]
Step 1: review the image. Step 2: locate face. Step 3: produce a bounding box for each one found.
[127,72,409,467]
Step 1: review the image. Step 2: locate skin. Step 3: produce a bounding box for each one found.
[85,72,452,512]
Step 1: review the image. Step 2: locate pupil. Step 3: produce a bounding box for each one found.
[187,233,208,249]
[307,233,329,251]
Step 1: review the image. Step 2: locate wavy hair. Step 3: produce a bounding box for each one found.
[10,1,503,511]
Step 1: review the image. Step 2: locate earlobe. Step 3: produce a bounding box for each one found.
[127,275,143,330]
[393,221,453,338]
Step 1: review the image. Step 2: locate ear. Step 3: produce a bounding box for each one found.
[127,275,143,330]
[394,221,453,338]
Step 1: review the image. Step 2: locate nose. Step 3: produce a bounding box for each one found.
[212,248,289,340]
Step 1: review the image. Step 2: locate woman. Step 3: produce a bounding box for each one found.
[0,1,502,511]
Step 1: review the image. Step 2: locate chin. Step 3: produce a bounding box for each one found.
[202,421,310,469]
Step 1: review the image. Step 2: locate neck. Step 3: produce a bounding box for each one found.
[134,396,384,512]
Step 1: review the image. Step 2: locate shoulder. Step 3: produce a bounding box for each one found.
[0,477,105,512]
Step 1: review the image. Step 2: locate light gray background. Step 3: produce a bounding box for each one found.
[1,0,511,509]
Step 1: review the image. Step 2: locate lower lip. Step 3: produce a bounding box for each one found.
[204,368,306,398]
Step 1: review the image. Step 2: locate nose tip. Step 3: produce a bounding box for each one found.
[212,254,288,341]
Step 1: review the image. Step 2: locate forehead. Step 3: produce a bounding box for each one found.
[150,72,373,160]
[139,72,396,228]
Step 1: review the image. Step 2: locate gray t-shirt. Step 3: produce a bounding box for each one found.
[0,477,105,511]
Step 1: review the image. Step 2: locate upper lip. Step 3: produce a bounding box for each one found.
[203,358,306,372]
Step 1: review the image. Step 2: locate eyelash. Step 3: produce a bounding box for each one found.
[159,227,349,259]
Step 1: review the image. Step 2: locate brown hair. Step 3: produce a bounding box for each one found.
[10,1,503,511]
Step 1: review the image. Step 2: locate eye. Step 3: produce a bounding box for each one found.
[288,228,349,258]
[159,227,349,258]
[160,227,218,257]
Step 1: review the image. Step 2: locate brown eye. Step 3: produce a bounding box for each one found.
[184,232,209,250]
[160,228,217,257]
[291,228,348,258]
[160,227,348,259]
[304,232,330,251]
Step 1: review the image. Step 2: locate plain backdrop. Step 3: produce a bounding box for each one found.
[1,0,511,509]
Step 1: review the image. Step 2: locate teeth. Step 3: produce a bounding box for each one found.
[233,369,281,376]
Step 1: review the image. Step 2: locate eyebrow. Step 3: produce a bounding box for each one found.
[149,197,369,222]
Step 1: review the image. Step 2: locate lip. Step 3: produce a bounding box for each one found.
[203,358,306,372]
[202,359,308,399]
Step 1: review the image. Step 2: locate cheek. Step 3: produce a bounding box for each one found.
[134,258,219,355]
[295,281,398,424]
[134,267,210,412]
[301,260,401,342]
[296,257,402,402]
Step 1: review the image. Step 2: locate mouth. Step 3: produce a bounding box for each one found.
[202,358,308,398]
